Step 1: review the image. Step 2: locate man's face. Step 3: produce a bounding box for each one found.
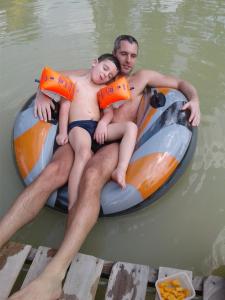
[91,59,118,84]
[114,40,138,75]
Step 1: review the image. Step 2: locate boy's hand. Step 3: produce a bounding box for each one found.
[56,133,68,145]
[34,91,55,122]
[94,121,108,144]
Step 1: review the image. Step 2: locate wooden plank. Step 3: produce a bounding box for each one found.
[105,261,149,300]
[102,261,157,286]
[203,275,225,300]
[24,246,205,292]
[155,267,193,300]
[63,253,104,300]
[22,246,56,288]
[0,241,31,299]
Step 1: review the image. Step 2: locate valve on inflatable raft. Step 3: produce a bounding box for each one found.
[150,90,166,108]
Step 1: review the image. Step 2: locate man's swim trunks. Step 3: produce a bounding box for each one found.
[68,120,106,153]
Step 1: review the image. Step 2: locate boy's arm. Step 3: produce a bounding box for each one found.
[56,99,71,145]
[99,106,114,125]
[94,107,114,144]
[34,69,87,121]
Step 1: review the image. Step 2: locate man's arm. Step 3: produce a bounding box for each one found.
[135,70,200,126]
[34,89,56,121]
[34,69,87,121]
[176,80,200,126]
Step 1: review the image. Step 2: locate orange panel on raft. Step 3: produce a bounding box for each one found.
[137,87,170,138]
[137,107,157,138]
[126,153,179,199]
[157,87,170,95]
[14,121,52,179]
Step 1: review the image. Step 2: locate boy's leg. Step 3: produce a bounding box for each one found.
[0,144,74,249]
[106,121,137,188]
[68,127,92,210]
[9,143,119,300]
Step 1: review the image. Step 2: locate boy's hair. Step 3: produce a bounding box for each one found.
[113,35,139,53]
[98,53,121,73]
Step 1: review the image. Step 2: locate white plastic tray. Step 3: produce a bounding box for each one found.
[155,272,196,300]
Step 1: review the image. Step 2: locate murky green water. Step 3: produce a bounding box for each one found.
[1,0,225,277]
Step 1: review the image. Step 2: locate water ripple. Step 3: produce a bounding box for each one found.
[0,0,96,48]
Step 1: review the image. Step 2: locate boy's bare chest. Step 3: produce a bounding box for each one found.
[75,81,99,104]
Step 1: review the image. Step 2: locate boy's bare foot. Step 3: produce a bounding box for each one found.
[8,273,63,300]
[112,168,126,189]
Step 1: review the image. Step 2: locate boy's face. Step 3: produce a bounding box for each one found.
[114,40,138,75]
[91,59,118,84]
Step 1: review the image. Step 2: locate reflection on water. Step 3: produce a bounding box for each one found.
[0,0,40,46]
[1,0,225,276]
[203,225,225,275]
[200,109,225,170]
[0,0,96,47]
[183,106,225,195]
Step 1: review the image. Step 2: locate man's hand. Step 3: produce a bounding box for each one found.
[56,133,68,145]
[94,121,108,144]
[182,99,200,127]
[34,91,55,122]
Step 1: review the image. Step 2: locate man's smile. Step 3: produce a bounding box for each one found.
[123,65,131,70]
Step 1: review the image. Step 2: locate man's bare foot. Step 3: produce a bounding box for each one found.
[8,273,63,300]
[112,168,126,188]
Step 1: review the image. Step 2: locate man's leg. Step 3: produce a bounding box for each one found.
[9,143,119,300]
[0,144,73,249]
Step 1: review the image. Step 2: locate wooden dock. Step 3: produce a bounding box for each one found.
[0,241,225,299]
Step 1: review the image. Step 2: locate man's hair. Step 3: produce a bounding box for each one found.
[113,35,139,53]
[97,53,121,73]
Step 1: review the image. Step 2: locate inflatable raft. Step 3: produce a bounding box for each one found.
[13,87,197,216]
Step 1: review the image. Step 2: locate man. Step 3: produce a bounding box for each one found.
[3,35,200,300]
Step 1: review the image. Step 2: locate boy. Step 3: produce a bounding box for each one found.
[56,53,137,209]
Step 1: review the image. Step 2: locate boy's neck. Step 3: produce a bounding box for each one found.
[84,71,94,84]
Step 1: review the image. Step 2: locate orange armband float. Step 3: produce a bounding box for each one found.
[97,76,131,109]
[38,66,75,102]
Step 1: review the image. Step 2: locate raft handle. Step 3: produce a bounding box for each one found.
[150,90,166,108]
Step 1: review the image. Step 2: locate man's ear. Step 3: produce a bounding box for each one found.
[92,58,98,67]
